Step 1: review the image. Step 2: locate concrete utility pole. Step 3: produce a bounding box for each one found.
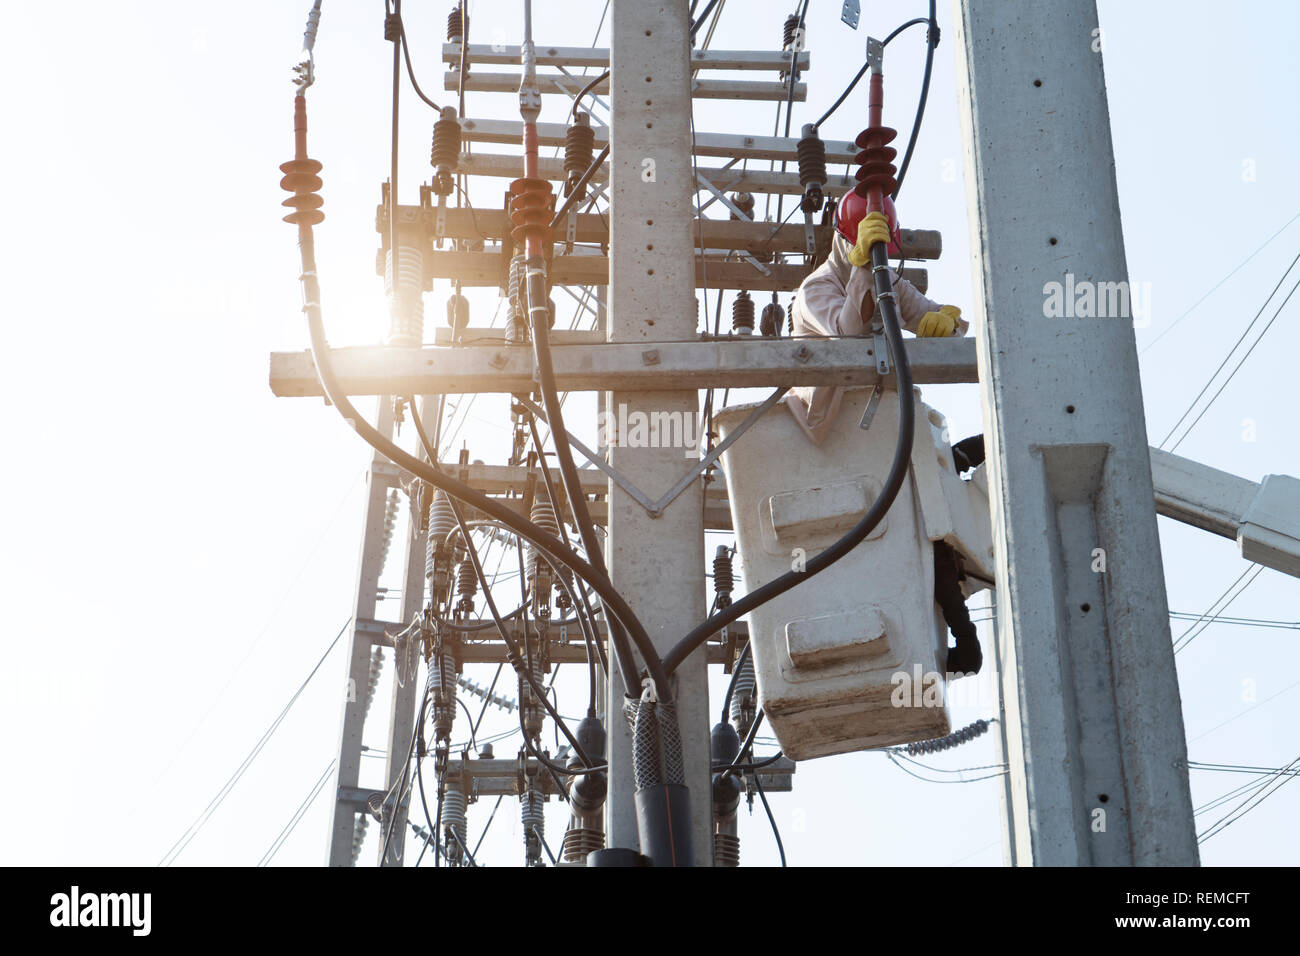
[954,0,1198,864]
[604,0,712,865]
[325,398,402,867]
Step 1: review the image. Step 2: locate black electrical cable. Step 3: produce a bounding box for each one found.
[570,69,609,120]
[893,1,937,199]
[298,257,655,683]
[754,774,786,866]
[549,144,610,228]
[719,709,765,781]
[662,240,916,676]
[524,256,668,698]
[690,0,722,38]
[812,61,868,130]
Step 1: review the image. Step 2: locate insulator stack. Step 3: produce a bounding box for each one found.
[446,4,464,42]
[378,490,399,576]
[521,790,546,866]
[455,558,477,614]
[561,824,604,862]
[563,112,596,200]
[279,98,324,226]
[527,497,560,611]
[713,545,734,608]
[852,125,899,204]
[780,15,803,80]
[441,784,468,864]
[457,675,517,713]
[446,293,469,334]
[384,246,425,347]
[430,107,461,197]
[508,177,554,252]
[731,290,755,335]
[904,718,993,756]
[760,297,784,338]
[797,123,827,214]
[425,490,457,607]
[506,254,528,344]
[729,654,757,737]
[519,654,546,741]
[729,191,755,221]
[714,832,740,867]
[429,649,459,742]
[350,813,368,865]
[363,647,384,719]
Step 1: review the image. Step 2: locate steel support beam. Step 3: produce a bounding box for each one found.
[269,336,978,397]
[956,0,1197,865]
[442,43,810,73]
[605,2,711,865]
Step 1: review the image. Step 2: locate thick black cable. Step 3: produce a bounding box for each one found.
[663,241,916,675]
[892,1,937,199]
[719,710,765,781]
[297,238,655,682]
[524,257,667,697]
[690,0,722,38]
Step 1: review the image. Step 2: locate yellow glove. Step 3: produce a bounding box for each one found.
[847,211,892,267]
[916,304,962,338]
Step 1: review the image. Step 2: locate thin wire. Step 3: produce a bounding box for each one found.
[159,618,352,866]
[1198,752,1300,843]
[1165,271,1300,452]
[258,758,337,866]
[1172,565,1262,654]
[1141,210,1300,354]
[884,751,1008,784]
[1159,251,1300,449]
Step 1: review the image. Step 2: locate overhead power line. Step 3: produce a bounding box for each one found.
[158,618,352,866]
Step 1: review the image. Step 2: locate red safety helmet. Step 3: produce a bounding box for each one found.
[835,190,901,257]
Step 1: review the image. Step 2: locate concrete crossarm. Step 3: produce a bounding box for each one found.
[1151,447,1300,578]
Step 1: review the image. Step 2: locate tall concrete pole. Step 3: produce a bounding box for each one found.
[954,0,1198,864]
[605,1,712,864]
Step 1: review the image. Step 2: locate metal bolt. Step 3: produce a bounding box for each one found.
[490,352,507,369]
[794,344,811,362]
[642,349,660,365]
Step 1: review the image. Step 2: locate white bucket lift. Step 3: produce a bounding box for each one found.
[715,386,995,760]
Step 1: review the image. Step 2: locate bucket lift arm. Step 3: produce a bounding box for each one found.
[1150,447,1300,579]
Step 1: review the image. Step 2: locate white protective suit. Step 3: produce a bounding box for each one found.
[786,232,969,444]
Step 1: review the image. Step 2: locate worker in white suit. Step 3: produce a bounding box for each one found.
[787,191,968,444]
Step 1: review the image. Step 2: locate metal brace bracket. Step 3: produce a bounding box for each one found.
[518,387,789,519]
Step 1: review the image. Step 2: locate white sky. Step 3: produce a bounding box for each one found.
[1,0,1297,867]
